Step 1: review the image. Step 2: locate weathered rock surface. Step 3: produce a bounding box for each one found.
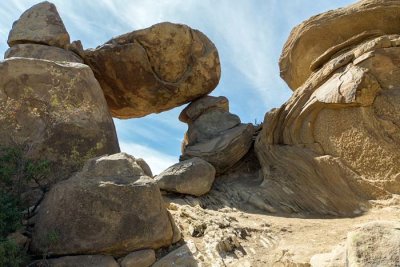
[311,221,400,267]
[31,255,119,267]
[255,33,400,215]
[152,241,199,267]
[0,57,119,189]
[7,1,70,48]
[31,153,174,256]
[5,43,83,63]
[180,96,255,174]
[347,221,400,266]
[280,0,400,90]
[83,22,220,118]
[155,157,216,196]
[119,249,156,267]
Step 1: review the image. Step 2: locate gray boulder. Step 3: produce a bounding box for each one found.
[7,1,70,48]
[155,158,216,196]
[31,153,174,256]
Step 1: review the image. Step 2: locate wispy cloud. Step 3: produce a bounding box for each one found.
[119,141,177,176]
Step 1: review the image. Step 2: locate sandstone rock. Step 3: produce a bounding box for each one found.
[182,123,255,174]
[155,158,216,196]
[0,58,119,190]
[7,231,28,248]
[31,255,119,267]
[311,221,400,266]
[256,34,400,215]
[136,158,153,177]
[83,22,220,118]
[8,1,70,48]
[346,221,400,267]
[280,0,400,90]
[119,249,156,267]
[181,96,255,174]
[179,96,229,123]
[152,241,199,267]
[31,153,174,256]
[4,43,83,63]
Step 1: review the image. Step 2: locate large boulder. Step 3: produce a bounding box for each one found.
[7,1,70,48]
[155,157,216,196]
[119,249,156,267]
[5,43,83,63]
[31,153,174,256]
[180,96,254,174]
[0,58,119,190]
[83,22,221,118]
[279,0,400,90]
[255,33,400,215]
[31,255,119,267]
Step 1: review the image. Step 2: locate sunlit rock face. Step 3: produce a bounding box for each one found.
[83,22,221,119]
[255,9,400,215]
[279,0,400,90]
[180,96,255,175]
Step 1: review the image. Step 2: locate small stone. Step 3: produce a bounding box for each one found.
[120,249,156,267]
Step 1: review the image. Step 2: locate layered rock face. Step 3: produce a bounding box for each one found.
[31,153,176,256]
[180,96,255,174]
[255,1,400,215]
[84,22,221,118]
[280,0,400,90]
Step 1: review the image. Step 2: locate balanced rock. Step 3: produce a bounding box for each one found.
[83,22,221,118]
[280,0,400,90]
[7,1,70,48]
[5,43,83,63]
[0,58,119,189]
[31,255,119,267]
[31,153,173,256]
[256,30,400,214]
[155,157,216,196]
[180,96,254,174]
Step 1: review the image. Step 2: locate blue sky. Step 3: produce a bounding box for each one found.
[0,0,355,174]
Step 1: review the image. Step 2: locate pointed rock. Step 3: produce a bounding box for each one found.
[8,1,70,48]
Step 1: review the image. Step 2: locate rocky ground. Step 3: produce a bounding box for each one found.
[163,194,400,266]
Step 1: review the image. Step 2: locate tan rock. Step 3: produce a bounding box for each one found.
[7,1,70,48]
[119,249,155,267]
[83,22,220,118]
[182,123,254,174]
[155,157,216,196]
[4,43,83,63]
[279,0,400,90]
[30,153,173,256]
[255,35,400,215]
[181,96,255,174]
[346,221,400,266]
[179,96,229,123]
[32,255,119,267]
[0,58,119,190]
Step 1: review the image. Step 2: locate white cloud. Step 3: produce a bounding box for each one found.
[119,141,178,176]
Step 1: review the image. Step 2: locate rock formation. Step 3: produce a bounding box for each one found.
[31,153,177,256]
[7,1,70,48]
[279,0,400,90]
[83,22,221,118]
[2,0,400,266]
[180,96,255,174]
[254,2,400,216]
[0,58,119,194]
[155,157,216,196]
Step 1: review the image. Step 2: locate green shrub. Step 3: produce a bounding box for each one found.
[0,239,27,267]
[0,191,22,238]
